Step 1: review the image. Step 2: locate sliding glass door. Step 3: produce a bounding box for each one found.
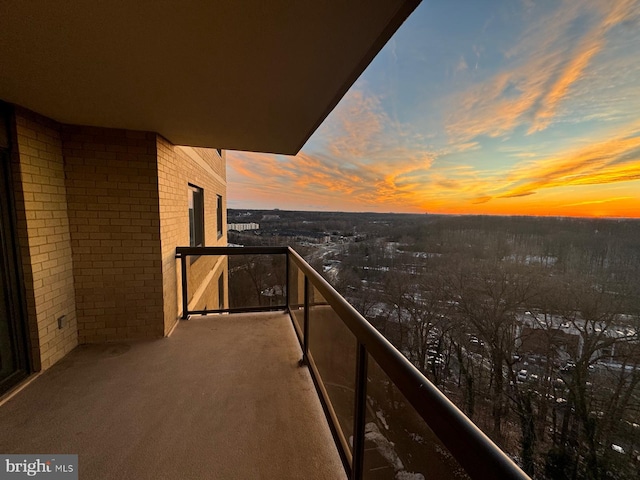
[0,104,29,395]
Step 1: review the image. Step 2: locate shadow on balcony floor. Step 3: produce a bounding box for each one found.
[0,311,346,479]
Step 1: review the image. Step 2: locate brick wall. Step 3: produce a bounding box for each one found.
[157,138,227,333]
[12,108,78,370]
[9,106,227,371]
[63,127,164,343]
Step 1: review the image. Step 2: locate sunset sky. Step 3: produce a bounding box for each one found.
[227,0,640,217]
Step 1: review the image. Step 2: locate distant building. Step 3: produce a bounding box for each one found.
[516,312,638,365]
[262,214,281,221]
[228,222,260,232]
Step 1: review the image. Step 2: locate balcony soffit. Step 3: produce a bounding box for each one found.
[0,1,420,154]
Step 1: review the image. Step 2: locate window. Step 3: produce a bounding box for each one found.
[217,194,223,238]
[218,273,224,310]
[188,184,204,247]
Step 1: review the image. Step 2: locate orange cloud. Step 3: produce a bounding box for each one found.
[472,195,492,204]
[408,121,640,215]
[227,88,437,211]
[499,126,640,198]
[446,0,639,141]
[319,89,387,160]
[562,196,634,208]
[418,188,639,218]
[529,39,602,133]
[500,191,536,199]
[228,148,434,211]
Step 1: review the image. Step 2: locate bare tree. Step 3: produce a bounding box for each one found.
[552,279,640,479]
[451,262,538,444]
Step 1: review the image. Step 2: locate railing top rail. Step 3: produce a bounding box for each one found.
[176,246,288,256]
[287,247,529,480]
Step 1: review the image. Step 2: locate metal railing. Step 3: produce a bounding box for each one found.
[175,246,289,318]
[176,245,530,480]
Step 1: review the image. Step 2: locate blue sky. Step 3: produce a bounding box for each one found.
[228,0,640,217]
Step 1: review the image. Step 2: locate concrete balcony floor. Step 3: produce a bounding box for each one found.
[0,312,346,479]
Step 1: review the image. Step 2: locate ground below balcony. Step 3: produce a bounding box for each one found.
[0,312,346,480]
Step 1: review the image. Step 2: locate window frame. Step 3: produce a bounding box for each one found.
[188,184,205,263]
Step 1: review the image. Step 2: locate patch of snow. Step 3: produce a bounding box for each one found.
[362,265,390,272]
[411,252,442,259]
[376,410,389,430]
[396,472,425,480]
[364,423,426,480]
[365,423,404,471]
[504,254,557,266]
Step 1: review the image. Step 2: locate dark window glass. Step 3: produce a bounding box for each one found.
[189,185,204,247]
[218,273,224,310]
[217,195,223,238]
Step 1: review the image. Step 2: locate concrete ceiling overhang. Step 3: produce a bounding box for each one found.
[0,1,420,154]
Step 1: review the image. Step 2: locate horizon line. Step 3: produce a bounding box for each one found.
[227,207,640,221]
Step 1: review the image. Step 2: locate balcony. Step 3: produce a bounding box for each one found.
[0,247,529,479]
[0,310,343,479]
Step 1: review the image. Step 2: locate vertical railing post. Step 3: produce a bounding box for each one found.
[180,253,189,319]
[352,342,368,480]
[302,276,309,364]
[285,250,290,311]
